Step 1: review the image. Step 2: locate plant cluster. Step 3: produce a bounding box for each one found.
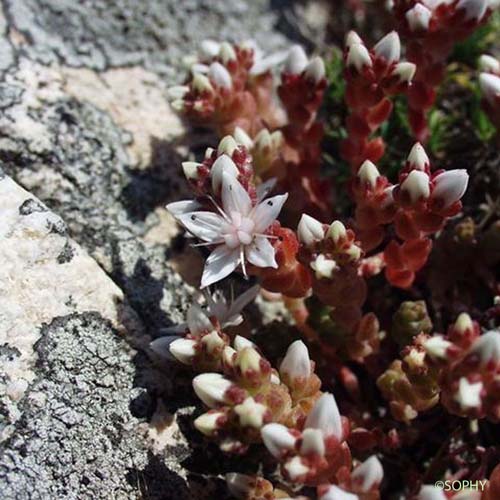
[155,1,500,498]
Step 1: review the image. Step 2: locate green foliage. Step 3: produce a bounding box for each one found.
[452,10,500,66]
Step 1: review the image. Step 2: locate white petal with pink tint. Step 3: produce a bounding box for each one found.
[431,169,469,208]
[261,423,297,458]
[351,455,384,492]
[305,393,343,440]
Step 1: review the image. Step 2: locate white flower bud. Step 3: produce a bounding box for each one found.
[233,126,254,149]
[201,330,225,354]
[479,72,500,105]
[456,0,488,20]
[305,56,326,83]
[374,31,401,64]
[406,4,432,31]
[261,423,297,458]
[319,485,359,500]
[454,377,483,409]
[193,373,235,408]
[469,330,500,366]
[182,161,202,180]
[200,39,221,58]
[352,456,384,492]
[219,42,237,64]
[347,43,372,71]
[233,335,257,351]
[168,338,197,364]
[186,303,213,335]
[208,62,232,89]
[297,214,324,246]
[345,30,363,49]
[423,335,452,360]
[211,154,239,193]
[327,220,347,244]
[358,160,380,188]
[194,410,225,435]
[310,254,337,279]
[285,45,308,74]
[431,169,469,208]
[300,428,325,456]
[407,142,430,170]
[305,393,342,440]
[254,128,272,150]
[400,170,430,202]
[217,135,238,156]
[393,62,417,83]
[167,85,189,100]
[478,54,500,74]
[192,73,214,93]
[454,312,473,334]
[279,340,311,380]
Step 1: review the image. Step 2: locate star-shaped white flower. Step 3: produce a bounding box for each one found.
[234,397,268,428]
[168,169,288,288]
[310,254,337,279]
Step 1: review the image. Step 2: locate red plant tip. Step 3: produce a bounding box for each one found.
[393,61,417,83]
[304,393,343,440]
[345,30,363,49]
[469,330,500,366]
[358,160,381,188]
[454,377,483,410]
[297,214,325,246]
[261,423,298,458]
[400,170,431,202]
[456,0,489,21]
[279,340,312,380]
[351,455,384,491]
[479,72,500,105]
[346,42,373,71]
[431,169,469,209]
[285,45,309,75]
[423,335,452,360]
[407,142,430,171]
[406,3,432,31]
[373,31,401,64]
[478,54,500,74]
[208,61,232,89]
[305,56,326,83]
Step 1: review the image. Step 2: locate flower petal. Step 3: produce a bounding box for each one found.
[251,193,288,233]
[201,245,241,288]
[166,200,201,216]
[255,178,277,202]
[223,284,260,326]
[177,211,225,242]
[221,172,252,217]
[245,236,277,269]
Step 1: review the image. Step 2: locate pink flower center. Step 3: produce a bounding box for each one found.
[222,212,256,248]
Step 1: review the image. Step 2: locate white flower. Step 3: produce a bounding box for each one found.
[297,214,324,246]
[279,340,311,380]
[347,43,372,71]
[167,170,288,287]
[431,169,469,209]
[479,73,500,105]
[234,397,268,428]
[310,254,337,279]
[454,377,483,409]
[351,455,384,491]
[373,31,401,64]
[423,335,452,360]
[304,393,343,440]
[406,4,432,31]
